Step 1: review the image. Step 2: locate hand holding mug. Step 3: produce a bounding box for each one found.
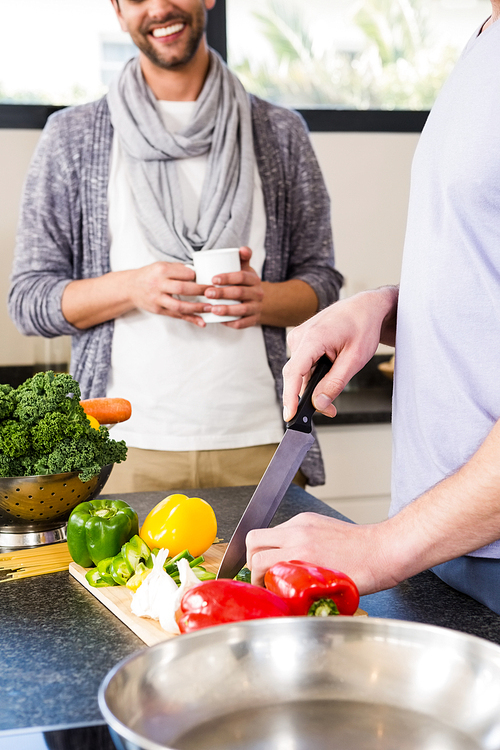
[130,260,209,326]
[203,246,264,328]
[189,247,243,323]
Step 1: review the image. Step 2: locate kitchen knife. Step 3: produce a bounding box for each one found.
[216,354,333,580]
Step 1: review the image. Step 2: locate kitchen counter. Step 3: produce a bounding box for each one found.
[314,353,392,426]
[1,483,499,735]
[314,386,392,425]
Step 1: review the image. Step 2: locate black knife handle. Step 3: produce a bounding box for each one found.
[286,354,333,434]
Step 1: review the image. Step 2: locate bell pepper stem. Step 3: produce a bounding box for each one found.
[94,508,116,519]
[307,598,340,617]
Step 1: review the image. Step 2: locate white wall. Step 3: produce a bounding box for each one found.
[311,131,417,298]
[0,129,52,366]
[0,128,419,366]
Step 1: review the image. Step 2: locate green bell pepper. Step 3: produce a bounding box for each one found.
[67,498,139,568]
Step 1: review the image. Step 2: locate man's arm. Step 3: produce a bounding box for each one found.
[8,113,83,339]
[61,262,213,329]
[206,247,319,329]
[260,279,318,327]
[247,415,500,593]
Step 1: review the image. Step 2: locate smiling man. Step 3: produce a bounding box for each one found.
[114,0,207,71]
[9,0,342,492]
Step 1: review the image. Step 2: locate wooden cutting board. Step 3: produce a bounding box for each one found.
[69,542,366,646]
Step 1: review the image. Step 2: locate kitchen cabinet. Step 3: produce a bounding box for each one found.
[308,423,392,524]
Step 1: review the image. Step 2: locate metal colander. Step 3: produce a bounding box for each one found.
[0,464,112,547]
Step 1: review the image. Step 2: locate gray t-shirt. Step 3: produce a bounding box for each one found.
[390,21,500,558]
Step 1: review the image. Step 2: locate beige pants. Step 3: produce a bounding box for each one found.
[104,445,307,494]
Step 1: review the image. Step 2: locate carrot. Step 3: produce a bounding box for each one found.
[80,397,132,424]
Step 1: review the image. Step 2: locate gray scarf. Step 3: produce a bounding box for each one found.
[107,51,254,263]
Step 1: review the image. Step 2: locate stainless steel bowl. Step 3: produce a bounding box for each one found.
[0,463,113,548]
[99,617,500,750]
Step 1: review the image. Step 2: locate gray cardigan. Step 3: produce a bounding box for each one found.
[9,94,343,485]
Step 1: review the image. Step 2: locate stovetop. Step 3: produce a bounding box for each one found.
[0,722,117,750]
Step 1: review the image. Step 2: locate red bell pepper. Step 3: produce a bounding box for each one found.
[264,560,359,617]
[176,579,291,633]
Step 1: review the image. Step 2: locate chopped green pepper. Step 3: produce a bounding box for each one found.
[164,549,194,575]
[110,552,134,585]
[235,567,252,583]
[96,557,117,586]
[67,498,139,568]
[122,535,152,571]
[85,568,110,588]
[191,567,216,582]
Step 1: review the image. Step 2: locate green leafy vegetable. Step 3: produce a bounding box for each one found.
[0,371,127,481]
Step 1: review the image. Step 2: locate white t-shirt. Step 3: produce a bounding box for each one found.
[106,99,283,451]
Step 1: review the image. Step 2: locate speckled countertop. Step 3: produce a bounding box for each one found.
[1,483,499,734]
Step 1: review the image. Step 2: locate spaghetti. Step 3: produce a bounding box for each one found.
[0,542,73,582]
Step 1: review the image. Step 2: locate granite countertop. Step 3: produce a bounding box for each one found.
[1,483,499,734]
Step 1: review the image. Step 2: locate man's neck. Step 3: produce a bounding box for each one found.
[484,2,500,29]
[139,41,211,102]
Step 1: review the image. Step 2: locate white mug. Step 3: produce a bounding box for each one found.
[190,247,241,323]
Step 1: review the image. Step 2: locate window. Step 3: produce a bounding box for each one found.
[226,0,490,110]
[0,0,492,130]
[0,0,132,105]
[100,39,139,90]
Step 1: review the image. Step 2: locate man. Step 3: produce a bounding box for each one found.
[247,6,500,615]
[8,0,342,492]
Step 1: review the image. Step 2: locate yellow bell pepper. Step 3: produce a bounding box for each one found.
[126,563,151,592]
[86,414,100,430]
[139,494,217,558]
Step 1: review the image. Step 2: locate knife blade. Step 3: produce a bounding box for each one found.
[216,354,333,580]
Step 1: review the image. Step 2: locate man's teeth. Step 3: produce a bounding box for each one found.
[152,23,184,38]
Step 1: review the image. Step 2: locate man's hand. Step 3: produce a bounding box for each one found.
[282,286,399,421]
[203,246,264,329]
[130,261,211,326]
[246,512,399,595]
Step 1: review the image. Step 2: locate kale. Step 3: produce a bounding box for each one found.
[44,428,127,483]
[0,384,17,420]
[31,411,87,454]
[14,371,82,425]
[0,371,127,480]
[0,454,24,478]
[0,420,32,458]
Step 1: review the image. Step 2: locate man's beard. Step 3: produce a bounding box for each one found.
[132,5,207,70]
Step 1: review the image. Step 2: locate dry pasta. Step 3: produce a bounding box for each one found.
[0,542,73,582]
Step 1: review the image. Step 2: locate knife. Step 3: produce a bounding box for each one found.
[216,354,333,580]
